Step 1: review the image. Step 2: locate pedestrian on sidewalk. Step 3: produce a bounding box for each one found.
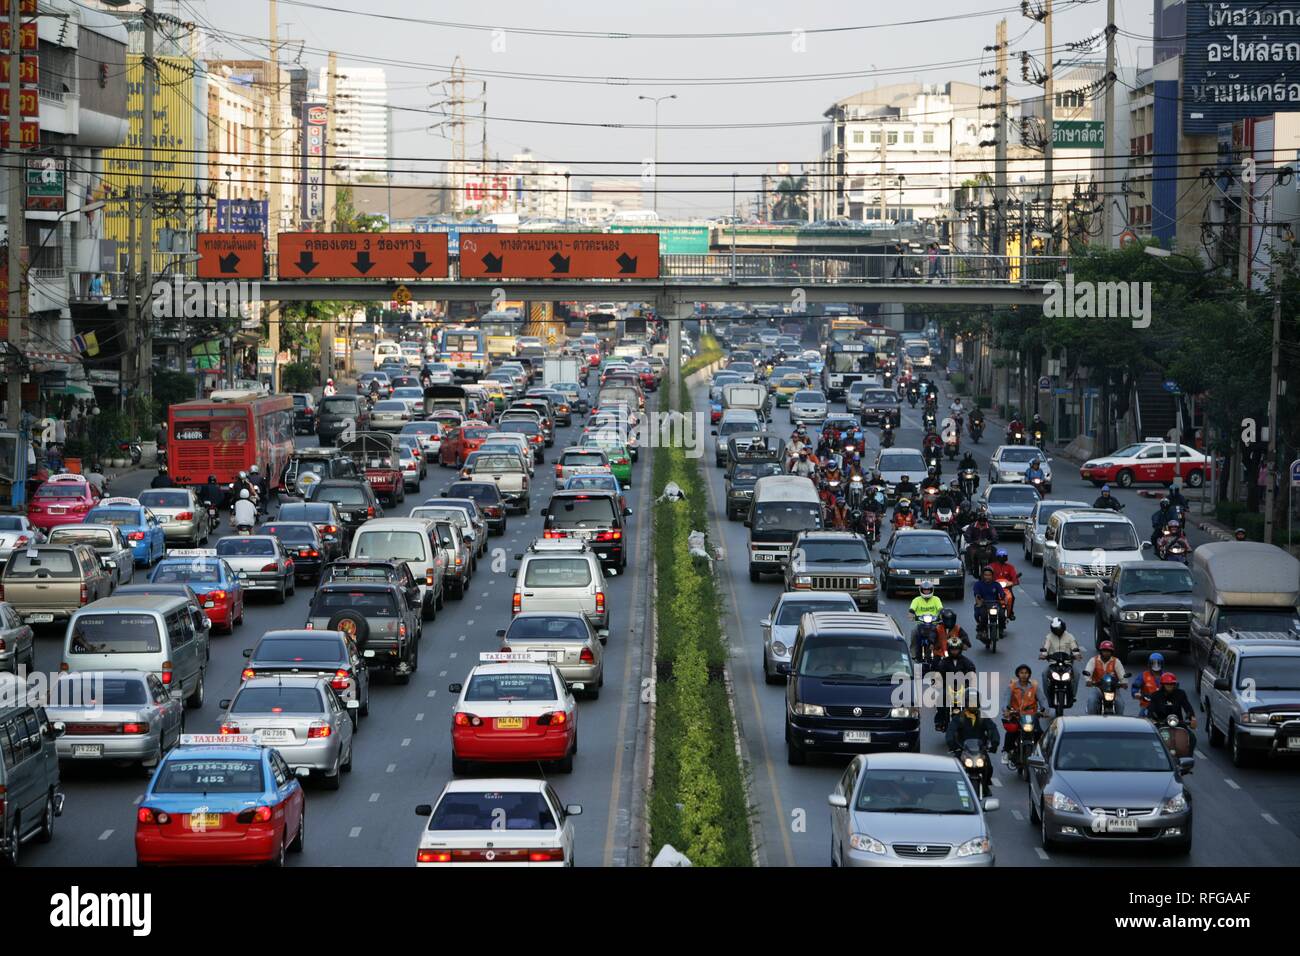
[891,241,908,278]
[928,243,944,281]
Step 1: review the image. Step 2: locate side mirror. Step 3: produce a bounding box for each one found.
[218,699,232,710]
[496,628,507,639]
[982,797,1000,812]
[1044,540,1058,549]
[827,793,849,809]
[743,518,751,528]
[1178,756,1195,774]
[513,553,524,561]
[346,699,360,710]
[623,508,633,517]
[1026,753,1046,769]
[242,648,253,658]
[1101,583,1113,594]
[295,767,311,778]
[759,618,771,629]
[1141,541,1153,551]
[415,803,432,816]
[565,803,583,816]
[49,721,66,738]
[1212,677,1230,692]
[448,683,463,694]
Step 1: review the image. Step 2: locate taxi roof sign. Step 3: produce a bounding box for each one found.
[99,496,142,506]
[180,733,261,747]
[479,652,548,663]
[167,548,218,557]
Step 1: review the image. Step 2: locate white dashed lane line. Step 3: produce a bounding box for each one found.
[1224,778,1240,790]
[1035,847,1050,860]
[427,689,437,697]
[401,738,411,747]
[369,793,381,803]
[415,713,425,722]
[349,827,363,838]
[386,763,397,773]
[98,829,114,841]
[1010,810,1024,822]
[1263,813,1280,825]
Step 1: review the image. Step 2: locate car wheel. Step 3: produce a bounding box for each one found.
[1229,723,1254,768]
[1206,708,1224,747]
[556,752,574,774]
[274,582,287,605]
[586,685,600,701]
[1028,795,1041,824]
[786,740,806,766]
[2,817,17,867]
[451,754,470,775]
[341,743,353,773]
[749,564,760,583]
[1116,469,1135,488]
[185,672,205,710]
[322,765,341,790]
[289,807,305,853]
[286,576,296,597]
[36,793,55,844]
[1039,803,1058,851]
[435,587,445,610]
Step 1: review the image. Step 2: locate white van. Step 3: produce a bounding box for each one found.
[1041,509,1150,609]
[348,517,448,618]
[373,339,402,368]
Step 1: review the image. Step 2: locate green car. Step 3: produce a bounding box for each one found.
[580,436,632,485]
[773,374,807,407]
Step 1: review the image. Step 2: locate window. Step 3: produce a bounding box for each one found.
[869,131,881,144]
[851,131,864,145]
[903,131,914,144]
[429,790,557,830]
[524,559,593,588]
[69,614,163,654]
[1055,89,1086,109]
[922,130,935,144]
[887,131,898,145]
[21,712,42,758]
[0,720,15,770]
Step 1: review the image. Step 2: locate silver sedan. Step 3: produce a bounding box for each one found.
[790,390,829,425]
[218,676,356,789]
[498,612,605,698]
[138,488,205,546]
[0,602,35,673]
[45,670,184,768]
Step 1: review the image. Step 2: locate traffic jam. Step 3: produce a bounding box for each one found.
[1,319,660,868]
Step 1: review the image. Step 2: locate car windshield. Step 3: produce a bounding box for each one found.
[1216,609,1300,634]
[562,452,606,466]
[154,759,263,793]
[793,391,825,403]
[86,509,140,526]
[69,614,162,654]
[987,487,1041,505]
[34,484,88,499]
[5,550,77,575]
[547,498,616,528]
[797,638,911,682]
[375,401,407,412]
[263,524,316,544]
[138,490,190,509]
[752,503,822,532]
[507,617,589,641]
[230,686,324,714]
[1000,448,1043,464]
[1108,444,1147,460]
[1238,656,1300,691]
[402,423,439,436]
[471,456,522,473]
[49,529,114,548]
[878,452,926,474]
[524,558,593,588]
[1120,568,1193,595]
[855,769,978,815]
[317,487,367,506]
[278,504,332,523]
[464,672,558,702]
[775,599,856,626]
[429,791,556,830]
[320,398,359,415]
[448,484,499,504]
[257,639,345,660]
[801,540,870,563]
[891,535,957,558]
[865,391,896,403]
[1060,522,1138,551]
[732,463,783,481]
[353,531,426,562]
[216,538,275,557]
[50,674,148,707]
[1036,504,1081,527]
[151,563,221,584]
[311,590,398,616]
[1054,731,1172,772]
[497,421,538,435]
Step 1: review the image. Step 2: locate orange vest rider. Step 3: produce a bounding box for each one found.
[1091,656,1121,684]
[1008,679,1041,714]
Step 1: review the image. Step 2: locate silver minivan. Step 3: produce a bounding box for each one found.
[0,691,64,865]
[348,517,447,619]
[511,540,609,631]
[61,595,208,710]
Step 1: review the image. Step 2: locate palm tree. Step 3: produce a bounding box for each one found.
[772,174,808,220]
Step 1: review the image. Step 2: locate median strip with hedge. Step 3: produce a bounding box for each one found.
[648,374,751,866]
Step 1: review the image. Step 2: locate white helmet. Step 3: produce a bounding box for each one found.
[238,470,248,479]
[239,488,250,499]
[250,464,260,475]
[327,378,334,385]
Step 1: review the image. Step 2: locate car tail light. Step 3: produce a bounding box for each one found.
[426,568,435,586]
[325,525,338,535]
[13,535,27,548]
[307,722,331,738]
[399,622,408,639]
[595,591,605,614]
[367,506,376,518]
[0,583,4,601]
[304,622,314,630]
[499,645,511,653]
[122,722,147,735]
[0,638,5,652]
[453,712,482,727]
[418,849,452,863]
[219,722,239,734]
[555,464,563,477]
[512,593,521,614]
[594,530,622,542]
[210,590,227,603]
[241,667,256,681]
[80,582,88,603]
[529,848,565,862]
[128,531,145,541]
[261,563,280,572]
[580,647,595,664]
[72,502,89,513]
[176,511,194,521]
[236,806,273,824]
[137,807,170,825]
[161,664,173,686]
[537,711,567,726]
[543,530,564,539]
[28,503,42,513]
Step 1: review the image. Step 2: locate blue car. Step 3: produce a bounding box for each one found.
[86,499,166,566]
[135,736,306,866]
[562,472,627,511]
[151,552,246,633]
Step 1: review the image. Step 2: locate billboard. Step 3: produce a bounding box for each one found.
[609,224,709,254]
[216,198,269,234]
[301,102,327,225]
[1183,1,1300,133]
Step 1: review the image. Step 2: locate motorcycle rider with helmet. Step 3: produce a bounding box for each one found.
[1039,617,1083,703]
[791,450,817,479]
[1150,497,1175,547]
[893,473,919,502]
[937,607,972,651]
[1156,518,1191,560]
[908,581,944,622]
[149,466,175,489]
[936,639,978,731]
[1001,664,1046,764]
[1131,652,1166,716]
[963,508,998,574]
[201,474,227,511]
[1023,457,1047,487]
[233,488,258,533]
[945,688,1000,761]
[1092,484,1124,511]
[1146,672,1198,738]
[971,566,1008,646]
[892,496,917,530]
[986,548,1020,620]
[323,378,337,397]
[1084,641,1129,714]
[1006,414,1026,444]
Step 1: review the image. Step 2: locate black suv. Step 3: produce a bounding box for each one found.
[320,559,423,616]
[310,479,383,536]
[1094,560,1196,661]
[318,394,371,445]
[292,393,318,435]
[859,388,902,428]
[784,611,918,764]
[442,481,507,535]
[306,582,422,684]
[540,489,632,571]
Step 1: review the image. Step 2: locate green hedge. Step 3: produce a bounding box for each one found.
[949,372,967,395]
[648,376,751,866]
[1214,500,1300,545]
[681,334,724,379]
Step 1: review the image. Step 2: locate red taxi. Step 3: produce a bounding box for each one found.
[448,654,578,774]
[1079,440,1207,488]
[27,474,101,531]
[439,424,494,468]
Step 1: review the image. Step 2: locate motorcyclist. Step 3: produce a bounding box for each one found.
[1084,640,1129,714]
[892,496,917,530]
[248,464,270,513]
[1146,672,1198,731]
[908,581,944,622]
[1029,413,1046,443]
[922,430,944,460]
[893,474,918,501]
[323,378,338,397]
[149,466,174,489]
[945,688,1000,758]
[1039,617,1083,704]
[936,639,978,731]
[1156,519,1190,560]
[1165,482,1189,513]
[937,608,972,651]
[957,450,978,474]
[1023,457,1047,486]
[987,548,1020,620]
[1006,414,1025,442]
[1092,484,1124,511]
[1131,652,1166,716]
[1001,664,1047,764]
[1234,527,1249,541]
[826,494,849,531]
[791,450,817,480]
[963,509,998,573]
[233,488,258,532]
[971,566,1007,645]
[968,406,985,435]
[1150,497,1174,547]
[948,397,965,426]
[201,474,226,512]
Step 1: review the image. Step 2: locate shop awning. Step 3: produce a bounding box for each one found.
[51,382,95,398]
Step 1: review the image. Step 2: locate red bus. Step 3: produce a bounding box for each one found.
[168,394,294,487]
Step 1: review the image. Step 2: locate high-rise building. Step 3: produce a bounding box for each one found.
[320,66,390,180]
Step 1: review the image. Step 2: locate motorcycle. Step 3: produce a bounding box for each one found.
[968,417,985,443]
[891,507,917,531]
[1031,426,1046,449]
[966,536,995,578]
[879,421,896,449]
[1005,711,1039,780]
[1006,426,1025,446]
[157,447,168,470]
[922,409,937,432]
[1044,652,1077,717]
[923,448,943,474]
[932,505,958,541]
[958,467,979,500]
[1155,713,1195,759]
[1027,475,1047,498]
[906,387,919,408]
[944,435,960,460]
[203,500,220,534]
[912,612,940,670]
[919,483,941,520]
[957,738,993,800]
[857,507,881,546]
[979,599,1004,652]
[115,439,143,465]
[1156,533,1191,564]
[845,474,865,511]
[1097,671,1121,715]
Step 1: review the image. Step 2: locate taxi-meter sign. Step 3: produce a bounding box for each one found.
[459,233,660,280]
[479,652,547,663]
[277,232,449,279]
[180,734,258,746]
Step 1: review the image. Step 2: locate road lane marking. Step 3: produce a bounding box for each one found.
[1224,778,1240,790]
[386,763,397,773]
[1195,750,1208,760]
[349,827,362,838]
[1011,810,1023,821]
[415,713,425,722]
[991,776,1003,788]
[427,690,437,698]
[474,605,482,610]
[1035,847,1050,860]
[98,829,114,841]
[439,670,446,676]
[133,794,143,805]
[459,635,466,642]
[1263,813,1280,825]
[449,652,457,659]
[401,738,411,747]
[369,793,380,803]
[466,621,474,626]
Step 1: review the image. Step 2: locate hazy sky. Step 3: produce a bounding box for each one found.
[187,0,1158,217]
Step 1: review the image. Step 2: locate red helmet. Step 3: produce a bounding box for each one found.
[1160,672,1178,685]
[1098,640,1114,652]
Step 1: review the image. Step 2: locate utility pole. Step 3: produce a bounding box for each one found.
[321,50,337,387]
[994,18,1008,261]
[266,0,280,392]
[139,0,155,410]
[5,0,25,433]
[879,120,888,223]
[1042,0,1054,252]
[1100,0,1117,247]
[1264,241,1284,544]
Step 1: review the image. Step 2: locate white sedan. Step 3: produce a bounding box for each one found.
[414,778,581,867]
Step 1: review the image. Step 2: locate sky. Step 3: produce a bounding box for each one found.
[182,0,1159,218]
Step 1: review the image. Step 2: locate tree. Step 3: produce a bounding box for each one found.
[772,175,808,220]
[334,186,387,233]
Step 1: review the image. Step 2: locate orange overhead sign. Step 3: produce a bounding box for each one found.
[458,232,660,279]
[277,233,449,279]
[197,233,266,279]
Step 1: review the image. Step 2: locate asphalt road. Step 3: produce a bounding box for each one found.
[695,361,1300,868]
[27,384,655,868]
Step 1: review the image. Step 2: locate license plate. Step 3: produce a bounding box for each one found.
[495,717,525,730]
[843,731,872,743]
[1106,816,1139,833]
[203,601,215,608]
[1013,523,1025,530]
[754,552,784,562]
[1156,628,1175,638]
[1286,738,1300,751]
[258,728,292,742]
[72,744,102,757]
[546,652,561,662]
[27,613,54,623]
[914,578,939,587]
[189,813,222,830]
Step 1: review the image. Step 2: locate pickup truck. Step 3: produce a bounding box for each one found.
[465,452,531,514]
[1,544,115,624]
[339,432,405,507]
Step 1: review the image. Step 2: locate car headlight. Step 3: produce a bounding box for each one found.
[1161,792,1188,815]
[772,641,789,657]
[956,836,991,858]
[1121,611,1140,623]
[857,576,874,587]
[889,706,919,719]
[1050,791,1080,813]
[1060,563,1085,576]
[1242,711,1269,724]
[848,833,886,855]
[794,574,812,587]
[793,702,825,717]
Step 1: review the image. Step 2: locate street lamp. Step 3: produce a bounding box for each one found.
[638,94,677,214]
[894,175,906,222]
